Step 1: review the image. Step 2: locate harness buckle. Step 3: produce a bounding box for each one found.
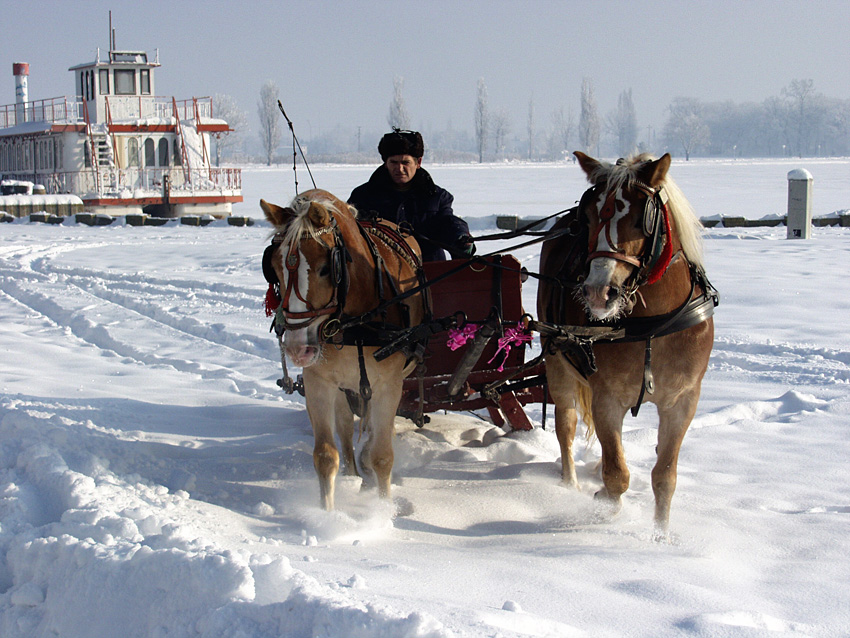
[322,318,341,340]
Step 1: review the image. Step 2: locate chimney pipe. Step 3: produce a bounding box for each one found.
[13,62,29,124]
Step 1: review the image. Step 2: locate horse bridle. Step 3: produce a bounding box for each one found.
[264,219,350,332]
[580,179,670,288]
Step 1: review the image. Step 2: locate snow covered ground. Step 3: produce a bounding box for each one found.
[1,159,849,637]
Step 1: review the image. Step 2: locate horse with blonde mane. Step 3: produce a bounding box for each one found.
[538,152,717,535]
[261,189,426,510]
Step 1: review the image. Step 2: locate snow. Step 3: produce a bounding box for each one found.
[1,158,849,637]
[0,194,83,209]
[787,168,813,181]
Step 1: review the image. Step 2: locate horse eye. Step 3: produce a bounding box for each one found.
[318,264,331,277]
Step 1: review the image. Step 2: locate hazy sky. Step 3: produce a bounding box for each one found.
[4,0,849,149]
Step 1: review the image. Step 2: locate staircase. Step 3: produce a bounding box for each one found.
[92,132,114,168]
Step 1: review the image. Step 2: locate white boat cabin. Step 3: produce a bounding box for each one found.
[0,46,241,217]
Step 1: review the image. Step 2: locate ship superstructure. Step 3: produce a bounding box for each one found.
[0,38,241,217]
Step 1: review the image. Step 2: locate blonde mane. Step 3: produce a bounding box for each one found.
[586,154,705,268]
[281,191,349,247]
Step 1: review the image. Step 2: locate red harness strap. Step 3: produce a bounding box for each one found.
[278,243,338,326]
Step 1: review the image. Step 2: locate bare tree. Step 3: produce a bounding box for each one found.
[212,94,248,166]
[388,76,411,130]
[257,80,283,166]
[474,78,489,163]
[579,77,600,154]
[549,106,574,160]
[609,88,638,157]
[663,97,710,160]
[782,79,817,157]
[492,108,511,159]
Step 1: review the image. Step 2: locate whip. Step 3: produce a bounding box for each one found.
[277,101,317,194]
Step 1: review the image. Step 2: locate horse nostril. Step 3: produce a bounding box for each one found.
[607,287,621,302]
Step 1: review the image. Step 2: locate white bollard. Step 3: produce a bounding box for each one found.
[787,168,813,239]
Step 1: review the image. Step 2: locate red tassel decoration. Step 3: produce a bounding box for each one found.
[646,207,674,285]
[264,284,280,317]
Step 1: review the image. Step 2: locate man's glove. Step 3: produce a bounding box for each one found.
[458,235,476,257]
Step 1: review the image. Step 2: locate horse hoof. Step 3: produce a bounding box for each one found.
[652,528,672,544]
[593,490,622,519]
[560,476,581,490]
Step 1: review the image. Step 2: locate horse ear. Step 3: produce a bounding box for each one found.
[644,153,672,188]
[260,199,295,228]
[307,201,332,228]
[574,151,603,184]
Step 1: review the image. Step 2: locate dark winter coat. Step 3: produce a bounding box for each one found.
[348,166,470,261]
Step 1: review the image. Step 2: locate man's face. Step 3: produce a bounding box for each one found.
[385,154,422,186]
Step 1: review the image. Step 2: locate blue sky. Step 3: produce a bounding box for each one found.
[4,0,849,147]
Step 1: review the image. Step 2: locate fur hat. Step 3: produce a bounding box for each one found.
[378,128,424,160]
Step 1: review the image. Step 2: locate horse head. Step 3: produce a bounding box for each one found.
[261,190,351,368]
[574,151,679,321]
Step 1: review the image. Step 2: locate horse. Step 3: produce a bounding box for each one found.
[537,152,717,535]
[261,189,426,510]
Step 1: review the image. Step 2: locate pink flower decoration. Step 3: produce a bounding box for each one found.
[487,324,533,372]
[446,323,478,351]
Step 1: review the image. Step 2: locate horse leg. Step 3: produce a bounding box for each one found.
[360,383,401,499]
[545,353,583,488]
[335,389,360,477]
[304,375,340,511]
[652,390,701,534]
[592,399,630,511]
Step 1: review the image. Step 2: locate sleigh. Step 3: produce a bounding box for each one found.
[396,255,546,431]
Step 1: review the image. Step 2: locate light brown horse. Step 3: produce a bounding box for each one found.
[538,152,716,535]
[261,189,426,510]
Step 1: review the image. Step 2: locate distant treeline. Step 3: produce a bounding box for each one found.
[218,79,850,164]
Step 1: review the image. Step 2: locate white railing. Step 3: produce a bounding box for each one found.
[106,96,213,122]
[0,97,81,128]
[4,167,241,199]
[1,96,216,129]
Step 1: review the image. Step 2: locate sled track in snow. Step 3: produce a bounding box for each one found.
[0,244,283,399]
[710,336,850,386]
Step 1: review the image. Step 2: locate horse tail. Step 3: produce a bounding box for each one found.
[577,383,595,441]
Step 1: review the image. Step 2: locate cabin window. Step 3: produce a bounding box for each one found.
[54,137,64,169]
[84,141,91,168]
[144,139,155,167]
[140,70,151,95]
[115,70,136,95]
[158,139,169,166]
[36,139,54,171]
[128,138,139,166]
[99,69,110,94]
[173,138,183,166]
